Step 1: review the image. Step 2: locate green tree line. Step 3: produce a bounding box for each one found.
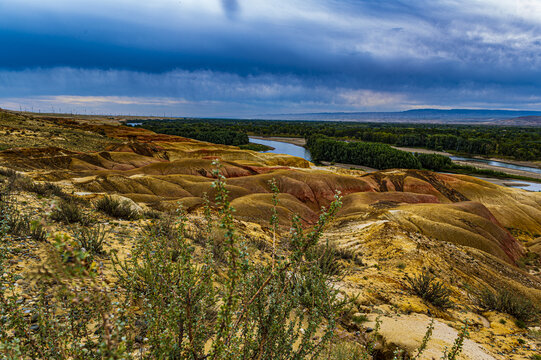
[133,119,541,161]
[307,135,423,169]
[134,120,249,146]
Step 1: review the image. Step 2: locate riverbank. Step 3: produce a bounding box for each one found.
[392,146,541,170]
[251,136,541,181]
[451,160,541,180]
[249,136,306,147]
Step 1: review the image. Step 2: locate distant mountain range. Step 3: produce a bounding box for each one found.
[255,109,541,125]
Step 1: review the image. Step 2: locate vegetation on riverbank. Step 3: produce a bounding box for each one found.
[131,116,541,182]
[133,119,249,146]
[307,135,541,183]
[131,118,541,161]
[239,143,274,151]
[307,134,422,170]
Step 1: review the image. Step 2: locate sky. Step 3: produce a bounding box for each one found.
[1,0,541,117]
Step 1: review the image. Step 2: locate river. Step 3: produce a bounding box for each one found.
[248,137,541,192]
[249,137,312,161]
[450,156,541,175]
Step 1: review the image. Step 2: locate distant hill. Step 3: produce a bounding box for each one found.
[256,108,541,124]
[493,116,541,126]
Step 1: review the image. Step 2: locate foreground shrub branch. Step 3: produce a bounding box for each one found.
[111,162,345,359]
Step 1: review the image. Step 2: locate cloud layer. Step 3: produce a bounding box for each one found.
[1,0,540,115]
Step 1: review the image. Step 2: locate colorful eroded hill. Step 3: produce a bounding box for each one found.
[1,109,540,359]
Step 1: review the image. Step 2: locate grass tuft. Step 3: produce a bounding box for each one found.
[407,270,452,309]
[51,199,92,225]
[474,287,539,324]
[73,225,109,256]
[95,196,140,220]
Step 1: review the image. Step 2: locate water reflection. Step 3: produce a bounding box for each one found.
[249,137,312,161]
[502,181,541,192]
[450,156,541,174]
[248,137,541,192]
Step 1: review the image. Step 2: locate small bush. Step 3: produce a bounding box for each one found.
[51,199,92,225]
[336,246,364,266]
[0,197,47,242]
[517,251,540,269]
[20,180,64,197]
[351,313,368,325]
[52,233,97,276]
[5,212,30,236]
[309,243,346,276]
[142,216,178,241]
[28,220,47,242]
[320,341,366,360]
[407,270,452,309]
[143,209,162,219]
[0,167,18,178]
[1,172,79,202]
[474,287,539,323]
[95,196,140,220]
[11,215,47,241]
[73,225,109,256]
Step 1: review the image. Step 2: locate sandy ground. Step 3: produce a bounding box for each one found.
[250,136,306,146]
[453,160,541,180]
[320,161,377,173]
[253,136,541,180]
[392,146,452,156]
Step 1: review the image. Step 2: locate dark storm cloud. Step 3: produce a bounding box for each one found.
[1,0,540,114]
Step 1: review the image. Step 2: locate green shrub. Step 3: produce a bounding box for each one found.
[113,163,345,358]
[474,287,539,323]
[0,165,480,359]
[73,225,109,256]
[9,214,47,242]
[4,212,30,237]
[142,216,178,241]
[441,322,469,360]
[51,199,92,225]
[0,198,47,242]
[142,209,162,219]
[308,243,344,276]
[320,341,366,360]
[20,179,64,197]
[95,196,140,220]
[351,313,368,325]
[407,270,452,309]
[53,233,97,275]
[28,220,48,242]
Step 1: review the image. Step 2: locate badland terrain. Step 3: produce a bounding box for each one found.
[0,108,540,359]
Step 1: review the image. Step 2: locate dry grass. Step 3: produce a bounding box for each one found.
[51,199,92,225]
[474,287,539,324]
[95,196,140,220]
[407,270,452,309]
[0,110,118,152]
